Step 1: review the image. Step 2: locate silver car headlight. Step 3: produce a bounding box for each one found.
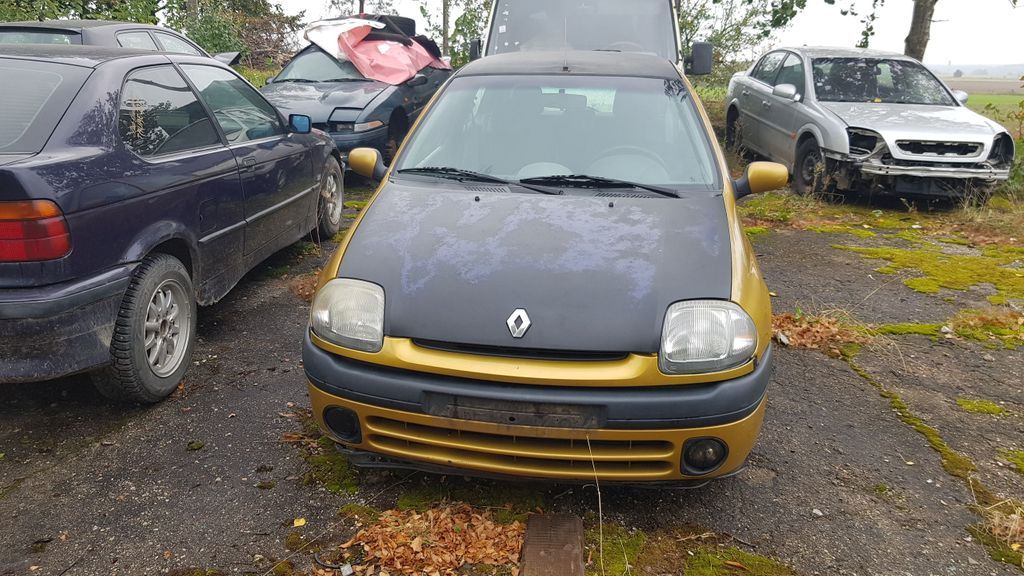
[311,278,385,353]
[659,300,757,375]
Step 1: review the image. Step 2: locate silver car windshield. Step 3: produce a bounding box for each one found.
[394,75,720,191]
[488,0,677,62]
[811,57,955,106]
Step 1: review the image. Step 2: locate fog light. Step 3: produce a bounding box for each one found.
[324,406,361,443]
[682,437,728,475]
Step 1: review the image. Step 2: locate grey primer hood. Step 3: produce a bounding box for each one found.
[337,182,733,354]
[261,80,389,122]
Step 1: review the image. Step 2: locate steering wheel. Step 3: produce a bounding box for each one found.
[591,145,668,171]
[604,41,646,53]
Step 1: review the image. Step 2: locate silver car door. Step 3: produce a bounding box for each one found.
[744,51,786,155]
[761,52,807,168]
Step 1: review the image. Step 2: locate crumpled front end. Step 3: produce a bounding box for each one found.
[825,127,1015,197]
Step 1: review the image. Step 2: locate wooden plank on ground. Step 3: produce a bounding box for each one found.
[520,513,585,576]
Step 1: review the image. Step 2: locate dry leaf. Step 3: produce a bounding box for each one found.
[294,517,307,528]
[725,560,750,571]
[163,550,172,560]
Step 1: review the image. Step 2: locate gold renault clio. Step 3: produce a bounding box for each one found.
[303,50,788,484]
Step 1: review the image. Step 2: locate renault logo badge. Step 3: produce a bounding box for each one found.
[506,309,531,338]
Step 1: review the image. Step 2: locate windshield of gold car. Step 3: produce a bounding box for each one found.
[393,75,720,191]
[811,57,955,106]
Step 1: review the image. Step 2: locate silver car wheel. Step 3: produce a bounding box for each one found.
[323,170,343,227]
[144,279,191,378]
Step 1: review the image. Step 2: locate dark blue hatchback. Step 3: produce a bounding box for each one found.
[0,45,344,402]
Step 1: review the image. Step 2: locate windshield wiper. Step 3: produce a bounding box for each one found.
[518,174,681,198]
[273,78,318,83]
[322,78,372,82]
[396,167,560,195]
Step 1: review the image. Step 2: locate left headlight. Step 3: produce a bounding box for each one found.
[311,278,385,353]
[659,300,757,375]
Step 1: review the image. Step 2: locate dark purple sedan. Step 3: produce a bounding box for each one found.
[0,45,344,402]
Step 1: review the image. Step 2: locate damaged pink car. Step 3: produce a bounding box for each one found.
[261,15,452,162]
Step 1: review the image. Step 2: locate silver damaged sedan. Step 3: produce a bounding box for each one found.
[725,47,1015,199]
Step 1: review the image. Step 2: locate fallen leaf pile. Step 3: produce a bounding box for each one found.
[339,503,524,575]
[985,504,1023,553]
[289,272,320,303]
[772,313,871,356]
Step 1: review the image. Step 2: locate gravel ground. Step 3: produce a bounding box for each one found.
[1,196,1021,576]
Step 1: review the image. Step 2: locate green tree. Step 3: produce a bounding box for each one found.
[678,0,772,61]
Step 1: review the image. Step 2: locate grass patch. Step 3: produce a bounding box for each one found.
[956,398,1007,415]
[682,547,800,576]
[584,522,646,576]
[837,243,1024,305]
[343,200,368,210]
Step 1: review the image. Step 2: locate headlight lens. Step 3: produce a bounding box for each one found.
[659,300,757,374]
[310,278,385,353]
[354,120,384,133]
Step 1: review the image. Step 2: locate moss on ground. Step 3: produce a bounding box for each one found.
[338,503,381,522]
[950,308,1024,349]
[636,529,799,576]
[873,483,890,495]
[343,200,368,210]
[745,225,770,239]
[807,224,876,238]
[397,479,544,524]
[956,398,1007,415]
[303,436,358,495]
[837,243,1024,304]
[968,523,1024,567]
[584,522,646,576]
[1000,449,1024,475]
[872,323,943,338]
[165,570,226,576]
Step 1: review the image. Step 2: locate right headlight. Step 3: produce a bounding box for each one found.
[310,278,385,353]
[659,300,757,375]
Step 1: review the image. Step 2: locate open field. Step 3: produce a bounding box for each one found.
[945,77,1023,95]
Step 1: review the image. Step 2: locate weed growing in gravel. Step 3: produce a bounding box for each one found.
[956,398,1007,415]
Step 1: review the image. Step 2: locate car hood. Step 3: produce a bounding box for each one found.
[820,102,1000,140]
[0,154,33,167]
[336,181,733,354]
[260,80,389,121]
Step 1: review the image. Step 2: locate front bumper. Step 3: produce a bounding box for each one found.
[328,125,389,157]
[304,334,772,482]
[0,265,132,383]
[825,151,1010,181]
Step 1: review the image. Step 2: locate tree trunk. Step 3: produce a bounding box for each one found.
[442,0,450,55]
[904,0,938,61]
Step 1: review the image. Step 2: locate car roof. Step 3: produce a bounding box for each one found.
[458,50,681,79]
[783,46,915,61]
[0,19,158,31]
[0,43,169,67]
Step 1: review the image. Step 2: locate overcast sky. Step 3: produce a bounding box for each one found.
[277,0,1023,67]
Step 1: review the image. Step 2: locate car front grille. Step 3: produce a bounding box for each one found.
[895,140,983,158]
[412,339,629,362]
[363,416,677,479]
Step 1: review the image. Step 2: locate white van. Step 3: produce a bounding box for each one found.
[470,0,710,73]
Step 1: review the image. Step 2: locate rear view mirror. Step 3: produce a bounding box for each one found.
[349,147,388,181]
[470,38,482,61]
[288,114,312,134]
[772,83,800,102]
[952,89,969,104]
[734,162,789,199]
[408,74,428,87]
[685,42,713,76]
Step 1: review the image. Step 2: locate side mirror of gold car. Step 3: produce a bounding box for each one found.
[734,161,789,199]
[349,147,388,181]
